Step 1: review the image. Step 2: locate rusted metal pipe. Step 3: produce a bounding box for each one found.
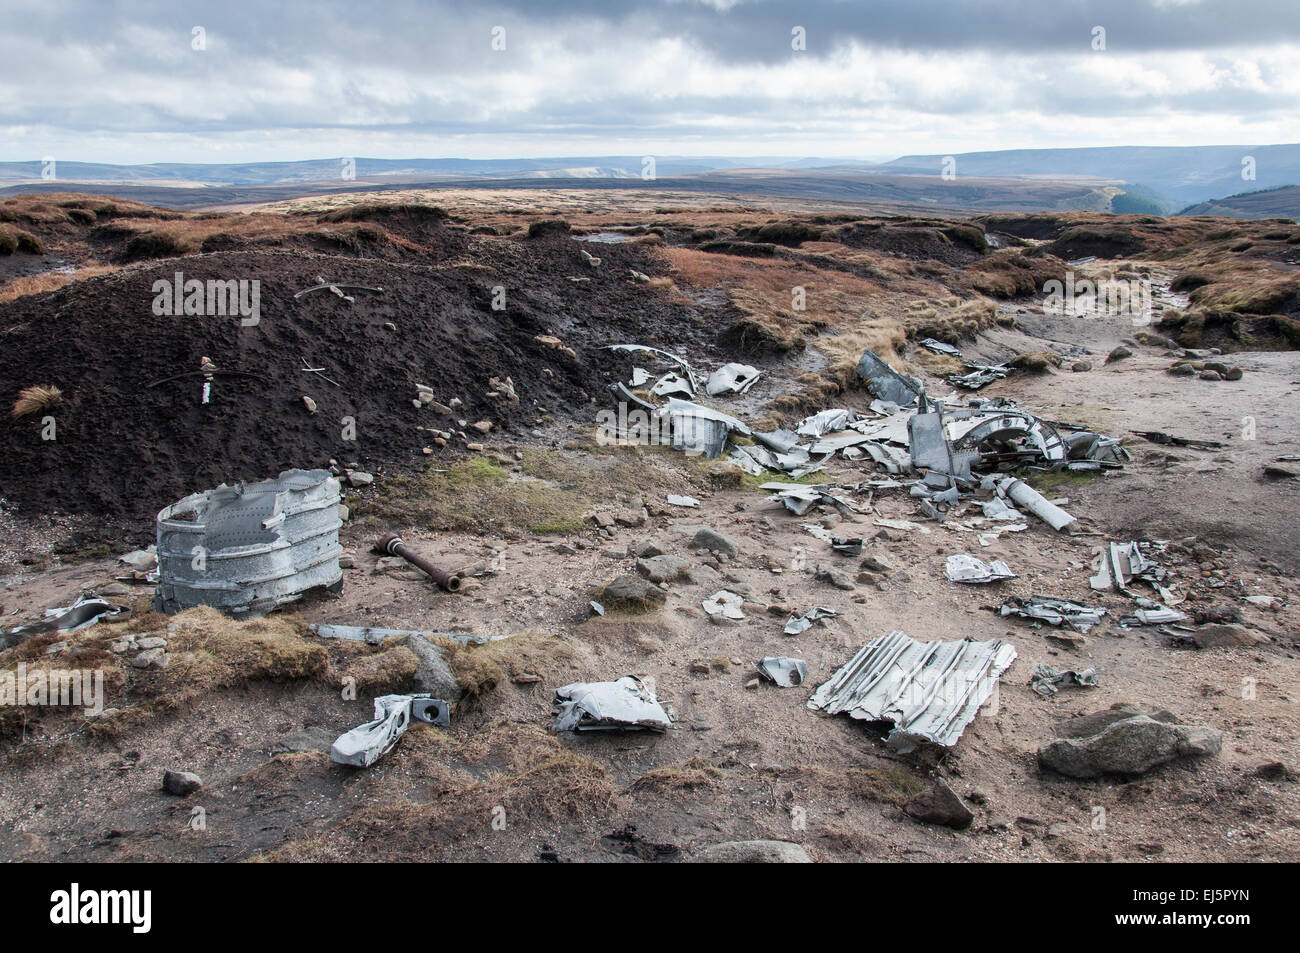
[376,534,462,592]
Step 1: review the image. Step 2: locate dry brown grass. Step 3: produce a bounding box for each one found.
[0,263,116,304]
[439,630,579,700]
[631,756,725,792]
[259,721,620,861]
[10,384,62,418]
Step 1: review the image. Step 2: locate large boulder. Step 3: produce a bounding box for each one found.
[636,554,692,584]
[1038,706,1221,778]
[690,528,739,558]
[598,574,667,613]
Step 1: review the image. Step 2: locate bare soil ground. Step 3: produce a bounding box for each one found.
[1,192,1297,862]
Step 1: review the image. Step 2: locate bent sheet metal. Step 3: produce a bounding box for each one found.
[807,631,1017,752]
[553,676,671,732]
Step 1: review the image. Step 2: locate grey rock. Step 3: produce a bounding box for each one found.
[135,636,167,650]
[162,770,202,796]
[1192,624,1263,649]
[405,634,464,703]
[636,554,692,584]
[860,552,894,574]
[1038,713,1222,778]
[690,528,739,558]
[1071,361,1092,373]
[686,564,724,588]
[132,648,170,670]
[1168,362,1196,376]
[346,470,374,487]
[1106,345,1132,363]
[816,566,856,591]
[599,574,667,613]
[690,840,812,863]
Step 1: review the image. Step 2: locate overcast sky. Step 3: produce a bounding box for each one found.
[2,0,1297,164]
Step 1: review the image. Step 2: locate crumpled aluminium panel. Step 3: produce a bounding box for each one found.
[330,693,451,768]
[553,676,671,732]
[857,349,925,406]
[1000,597,1107,633]
[808,631,1017,751]
[758,656,809,687]
[154,469,343,617]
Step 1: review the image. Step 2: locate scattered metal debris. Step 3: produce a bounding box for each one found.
[662,399,750,459]
[831,537,863,556]
[998,478,1076,531]
[703,590,745,621]
[949,363,1010,390]
[330,693,450,768]
[553,676,671,732]
[784,606,838,636]
[857,349,924,406]
[945,554,1016,583]
[920,338,962,358]
[705,363,761,396]
[758,656,809,687]
[308,624,506,646]
[808,631,1017,752]
[999,596,1107,632]
[376,534,462,592]
[1030,663,1099,698]
[1091,540,1167,594]
[2,595,130,650]
[293,283,383,300]
[1131,431,1225,451]
[154,469,344,617]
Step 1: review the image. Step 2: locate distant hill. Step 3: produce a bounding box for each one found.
[1178,185,1300,220]
[882,144,1300,209]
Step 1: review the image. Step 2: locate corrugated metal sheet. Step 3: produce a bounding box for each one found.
[807,631,1017,751]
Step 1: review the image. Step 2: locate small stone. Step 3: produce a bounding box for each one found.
[1105,345,1132,363]
[346,470,374,487]
[338,554,355,568]
[338,503,350,522]
[860,552,894,573]
[904,781,974,829]
[689,661,711,675]
[1199,369,1222,381]
[1071,361,1092,372]
[472,420,493,433]
[512,672,542,684]
[135,636,167,650]
[42,641,68,655]
[465,442,485,452]
[162,770,202,796]
[1168,362,1196,376]
[302,395,317,414]
[98,583,131,597]
[132,648,169,670]
[637,555,691,584]
[1045,632,1087,650]
[614,510,646,527]
[745,678,760,690]
[816,566,855,591]
[1224,366,1243,381]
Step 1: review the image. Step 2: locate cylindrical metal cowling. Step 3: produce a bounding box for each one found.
[153,468,344,617]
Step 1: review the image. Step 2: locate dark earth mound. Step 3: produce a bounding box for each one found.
[0,232,710,535]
